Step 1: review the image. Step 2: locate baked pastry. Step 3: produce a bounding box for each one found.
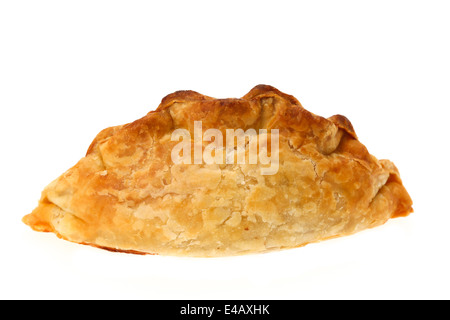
[23,85,413,257]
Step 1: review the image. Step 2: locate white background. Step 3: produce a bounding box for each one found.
[1,0,449,300]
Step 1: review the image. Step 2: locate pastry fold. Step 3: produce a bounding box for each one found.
[23,85,413,257]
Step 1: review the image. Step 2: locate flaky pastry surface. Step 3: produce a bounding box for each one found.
[23,85,413,257]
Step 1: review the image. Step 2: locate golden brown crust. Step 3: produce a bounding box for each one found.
[328,114,357,139]
[23,85,413,257]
